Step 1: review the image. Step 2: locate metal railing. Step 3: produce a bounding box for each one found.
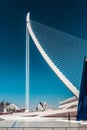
[0,127,86,130]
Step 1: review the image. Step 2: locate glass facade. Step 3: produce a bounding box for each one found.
[77,56,87,120]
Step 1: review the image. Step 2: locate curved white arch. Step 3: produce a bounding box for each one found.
[27,13,79,98]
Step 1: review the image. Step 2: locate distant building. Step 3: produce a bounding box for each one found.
[6,104,20,112]
[0,101,10,112]
[0,102,4,112]
[37,102,47,111]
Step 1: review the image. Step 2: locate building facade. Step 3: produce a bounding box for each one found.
[77,56,87,120]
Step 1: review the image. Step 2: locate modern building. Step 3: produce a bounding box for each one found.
[0,102,4,112]
[26,13,87,120]
[37,102,47,111]
[77,57,87,120]
[6,104,20,112]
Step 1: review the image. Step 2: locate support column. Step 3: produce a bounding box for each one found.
[25,13,30,111]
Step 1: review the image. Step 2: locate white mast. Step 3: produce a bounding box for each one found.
[25,13,30,111]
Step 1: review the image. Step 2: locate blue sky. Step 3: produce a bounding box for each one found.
[0,0,87,109]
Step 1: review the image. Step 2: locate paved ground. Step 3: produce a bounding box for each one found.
[0,119,82,127]
[0,117,5,121]
[0,113,87,129]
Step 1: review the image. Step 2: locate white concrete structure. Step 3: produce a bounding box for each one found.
[26,12,79,98]
[37,102,47,111]
[6,104,20,111]
[25,12,80,112]
[59,96,78,110]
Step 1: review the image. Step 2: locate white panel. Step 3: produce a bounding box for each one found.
[0,128,7,130]
[54,128,65,130]
[8,128,23,130]
[24,128,38,130]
